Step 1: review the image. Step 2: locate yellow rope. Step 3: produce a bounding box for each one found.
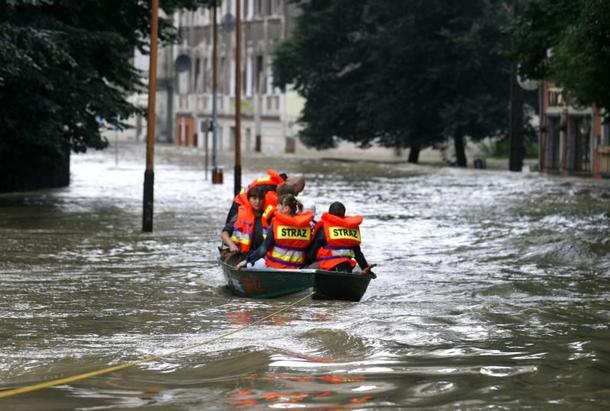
[0,293,313,399]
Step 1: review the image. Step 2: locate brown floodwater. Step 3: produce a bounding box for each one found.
[1,142,609,410]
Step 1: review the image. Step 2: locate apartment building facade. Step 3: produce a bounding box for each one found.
[539,82,610,178]
[152,0,306,155]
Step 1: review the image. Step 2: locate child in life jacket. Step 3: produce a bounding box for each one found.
[307,201,376,276]
[221,186,267,256]
[236,194,313,270]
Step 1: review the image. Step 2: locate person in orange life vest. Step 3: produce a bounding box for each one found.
[307,201,376,275]
[221,186,267,254]
[224,169,288,225]
[236,194,313,270]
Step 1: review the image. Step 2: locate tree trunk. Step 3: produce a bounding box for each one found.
[454,134,467,167]
[509,64,525,172]
[508,2,525,172]
[408,144,420,163]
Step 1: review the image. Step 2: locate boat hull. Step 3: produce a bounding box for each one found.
[313,271,372,302]
[220,259,315,298]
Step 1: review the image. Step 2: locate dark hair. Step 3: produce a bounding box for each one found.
[278,194,298,215]
[248,185,265,199]
[329,201,346,217]
[279,173,288,181]
[277,182,296,196]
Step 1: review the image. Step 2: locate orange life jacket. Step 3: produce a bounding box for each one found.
[315,212,363,270]
[265,211,314,268]
[262,191,278,222]
[233,170,282,211]
[233,190,249,207]
[230,203,268,253]
[247,169,285,190]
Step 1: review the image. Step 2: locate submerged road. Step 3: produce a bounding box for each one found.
[1,143,609,409]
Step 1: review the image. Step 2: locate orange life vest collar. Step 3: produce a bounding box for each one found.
[274,210,314,228]
[248,169,285,190]
[320,212,363,228]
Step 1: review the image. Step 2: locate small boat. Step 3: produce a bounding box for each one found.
[219,257,375,301]
[313,270,374,302]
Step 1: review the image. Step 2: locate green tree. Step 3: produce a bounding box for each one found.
[0,0,210,192]
[273,0,374,150]
[512,0,610,118]
[274,0,511,166]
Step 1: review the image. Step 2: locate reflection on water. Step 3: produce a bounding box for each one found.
[1,143,609,409]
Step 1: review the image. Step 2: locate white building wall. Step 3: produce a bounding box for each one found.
[141,3,400,161]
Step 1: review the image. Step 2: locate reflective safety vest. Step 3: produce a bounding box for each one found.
[315,212,363,270]
[230,204,268,253]
[247,169,285,190]
[265,211,314,268]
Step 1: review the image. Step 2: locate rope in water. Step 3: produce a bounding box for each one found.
[0,292,313,399]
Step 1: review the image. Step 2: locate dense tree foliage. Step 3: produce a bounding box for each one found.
[0,0,209,191]
[274,0,512,165]
[512,0,610,118]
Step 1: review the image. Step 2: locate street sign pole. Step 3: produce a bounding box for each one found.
[143,0,159,232]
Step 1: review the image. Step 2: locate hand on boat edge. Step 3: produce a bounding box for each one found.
[235,260,247,270]
[362,264,377,279]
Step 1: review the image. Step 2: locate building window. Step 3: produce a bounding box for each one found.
[244,55,250,96]
[203,57,208,93]
[285,137,295,153]
[230,58,235,97]
[229,126,235,150]
[194,57,201,92]
[175,54,191,95]
[220,57,226,94]
[547,116,560,170]
[254,55,264,93]
[216,126,222,151]
[266,62,273,94]
[246,0,254,19]
[569,116,591,172]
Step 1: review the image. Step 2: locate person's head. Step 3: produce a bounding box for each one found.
[247,186,265,212]
[278,194,298,216]
[328,201,346,217]
[276,182,296,197]
[285,176,305,196]
[279,173,288,181]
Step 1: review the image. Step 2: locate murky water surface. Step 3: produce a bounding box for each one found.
[1,143,609,410]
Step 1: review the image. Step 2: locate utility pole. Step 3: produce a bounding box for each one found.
[143,0,159,232]
[211,1,223,184]
[234,0,242,196]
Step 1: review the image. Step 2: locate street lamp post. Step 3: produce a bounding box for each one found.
[143,0,159,232]
[211,1,223,184]
[234,0,242,196]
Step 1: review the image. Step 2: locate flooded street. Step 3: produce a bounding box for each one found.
[1,142,610,410]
